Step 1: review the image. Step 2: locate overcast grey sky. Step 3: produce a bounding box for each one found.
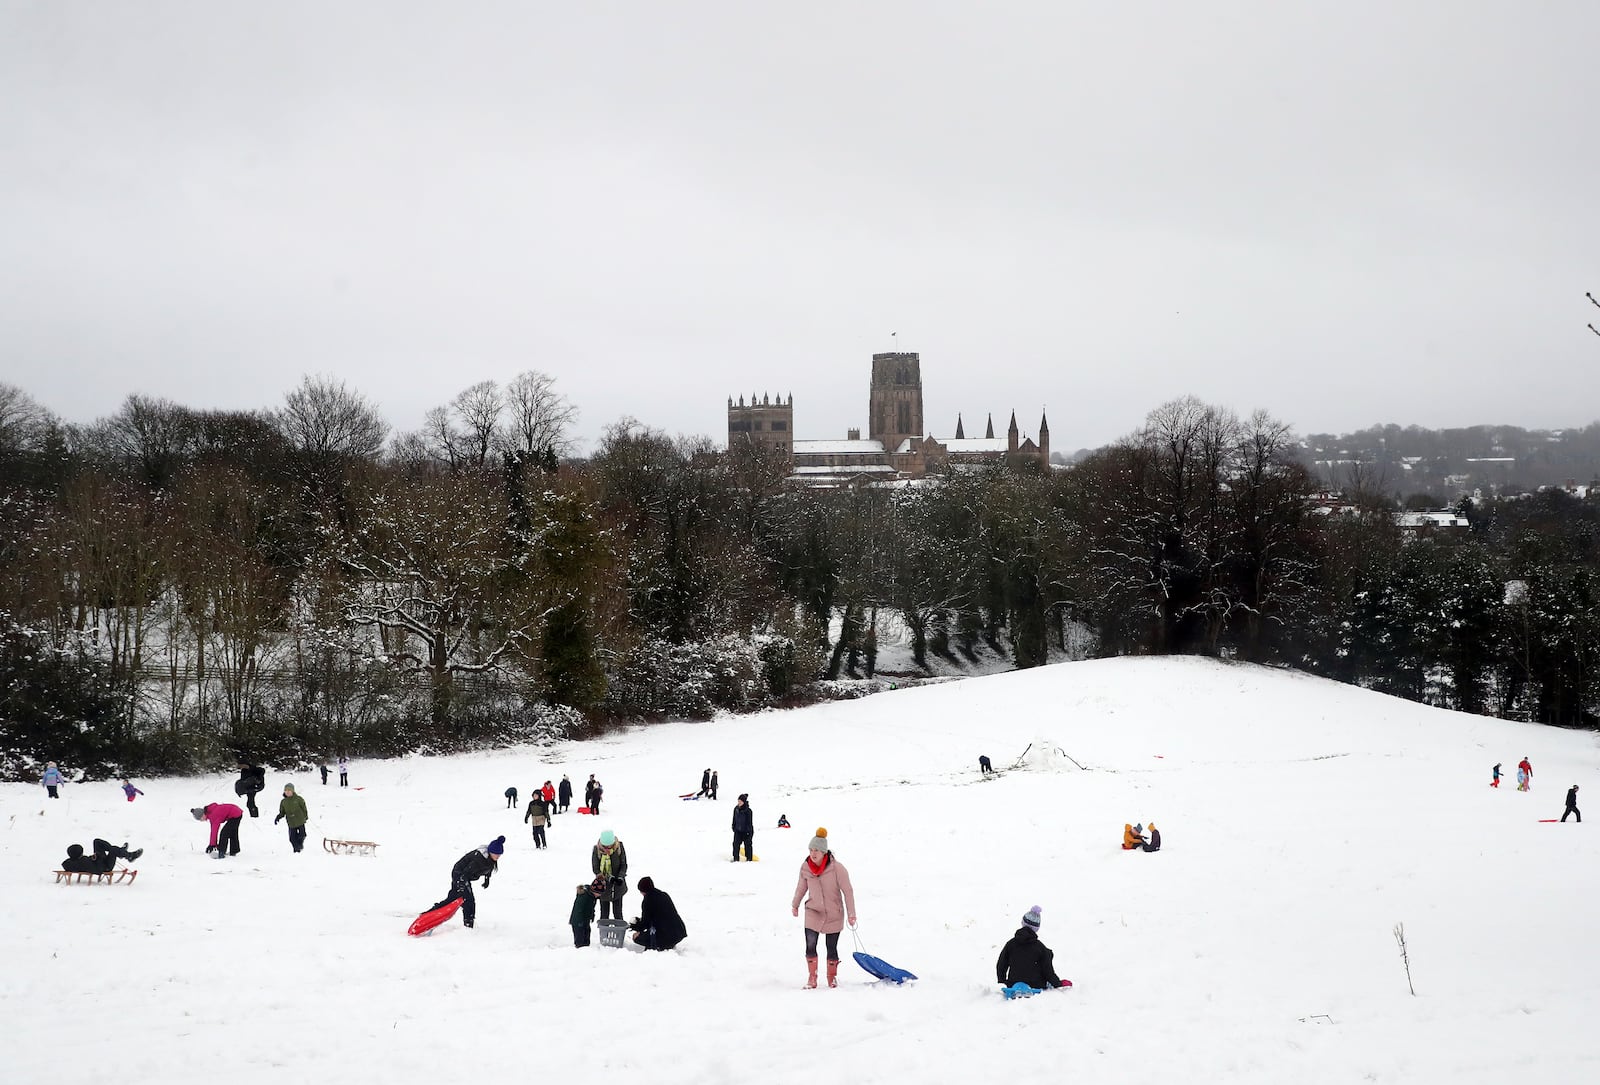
[2,1,1597,454]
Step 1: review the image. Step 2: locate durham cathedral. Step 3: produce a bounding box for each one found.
[726,352,1051,486]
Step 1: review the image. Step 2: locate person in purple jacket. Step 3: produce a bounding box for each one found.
[122,779,144,802]
[41,761,63,798]
[192,802,245,857]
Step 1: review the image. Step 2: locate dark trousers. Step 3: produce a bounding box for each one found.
[319,766,329,785]
[91,838,134,866]
[600,893,624,921]
[340,773,348,787]
[804,928,841,961]
[590,798,601,815]
[733,831,754,860]
[979,758,993,773]
[217,817,242,856]
[46,785,59,798]
[245,792,259,817]
[573,923,590,947]
[1563,805,1581,822]
[532,825,546,848]
[506,795,517,809]
[437,877,476,927]
[288,826,306,852]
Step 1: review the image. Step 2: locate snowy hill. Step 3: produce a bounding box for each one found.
[4,658,1598,1085]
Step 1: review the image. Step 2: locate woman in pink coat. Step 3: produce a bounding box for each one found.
[790,827,856,989]
[192,802,245,857]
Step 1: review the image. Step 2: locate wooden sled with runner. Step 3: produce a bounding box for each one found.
[54,868,139,885]
[323,838,380,856]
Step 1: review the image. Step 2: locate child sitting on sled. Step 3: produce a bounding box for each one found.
[997,906,1069,991]
[1122,823,1147,850]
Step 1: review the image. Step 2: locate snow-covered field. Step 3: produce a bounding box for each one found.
[4,658,1597,1085]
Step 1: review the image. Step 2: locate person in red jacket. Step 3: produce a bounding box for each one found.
[1518,757,1533,792]
[192,802,244,857]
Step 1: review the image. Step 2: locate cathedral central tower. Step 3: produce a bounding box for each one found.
[868,352,923,453]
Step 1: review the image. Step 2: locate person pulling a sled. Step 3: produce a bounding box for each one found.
[433,836,504,929]
[1562,785,1581,823]
[997,906,1069,991]
[274,783,309,853]
[791,827,856,989]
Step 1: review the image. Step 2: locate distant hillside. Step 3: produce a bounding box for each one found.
[1296,422,1600,500]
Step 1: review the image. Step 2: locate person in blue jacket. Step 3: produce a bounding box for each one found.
[41,761,63,798]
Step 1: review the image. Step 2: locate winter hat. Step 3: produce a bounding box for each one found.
[487,835,506,856]
[599,830,616,847]
[738,793,749,802]
[589,876,607,895]
[67,844,84,858]
[809,827,830,853]
[637,876,655,893]
[1022,905,1042,931]
[283,783,295,794]
[190,806,207,820]
[1134,824,1143,834]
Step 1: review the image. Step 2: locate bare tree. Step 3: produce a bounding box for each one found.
[92,395,195,487]
[0,382,49,453]
[500,369,577,462]
[276,375,388,459]
[451,380,504,470]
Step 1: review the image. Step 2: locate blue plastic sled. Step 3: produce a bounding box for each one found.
[853,951,918,984]
[1002,982,1043,999]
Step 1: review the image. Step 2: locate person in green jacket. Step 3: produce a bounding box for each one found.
[570,879,601,947]
[274,783,310,853]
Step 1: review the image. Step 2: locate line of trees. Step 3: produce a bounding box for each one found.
[1,380,1595,780]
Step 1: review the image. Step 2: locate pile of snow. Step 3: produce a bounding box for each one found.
[3,658,1597,1084]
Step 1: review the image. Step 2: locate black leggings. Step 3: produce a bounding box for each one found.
[217,817,242,856]
[805,928,840,961]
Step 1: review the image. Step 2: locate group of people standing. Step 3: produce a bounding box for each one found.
[1491,758,1581,822]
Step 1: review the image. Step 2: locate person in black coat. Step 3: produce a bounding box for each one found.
[558,775,573,814]
[709,770,719,800]
[731,793,755,861]
[1562,785,1581,823]
[235,762,266,817]
[431,836,503,929]
[62,839,142,873]
[696,768,711,799]
[630,877,687,950]
[996,906,1067,990]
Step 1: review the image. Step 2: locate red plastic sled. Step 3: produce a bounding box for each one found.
[577,806,591,814]
[408,897,464,936]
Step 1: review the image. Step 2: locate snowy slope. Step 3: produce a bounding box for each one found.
[3,658,1597,1085]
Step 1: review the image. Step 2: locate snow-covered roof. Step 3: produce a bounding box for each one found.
[790,464,897,476]
[1398,511,1468,529]
[939,438,1009,454]
[792,439,886,455]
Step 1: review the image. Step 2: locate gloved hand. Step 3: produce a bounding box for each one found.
[205,846,217,856]
[274,815,282,824]
[482,877,491,889]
